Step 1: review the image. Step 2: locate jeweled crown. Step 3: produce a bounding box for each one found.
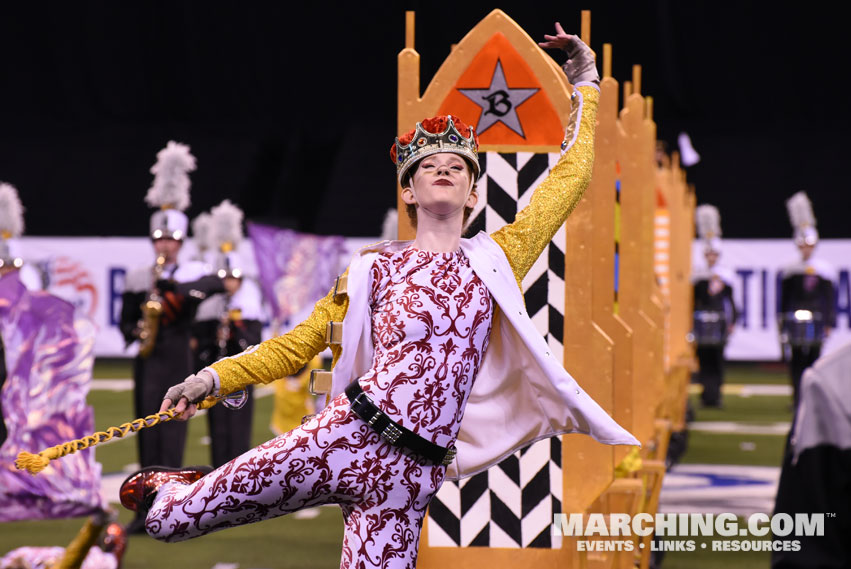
[391,115,480,184]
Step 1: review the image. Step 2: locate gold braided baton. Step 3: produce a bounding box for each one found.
[15,397,219,475]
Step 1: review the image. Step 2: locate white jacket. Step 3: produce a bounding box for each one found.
[330,233,640,480]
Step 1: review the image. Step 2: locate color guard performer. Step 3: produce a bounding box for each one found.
[691,204,737,408]
[1,183,108,564]
[778,192,836,409]
[192,200,263,468]
[118,28,638,568]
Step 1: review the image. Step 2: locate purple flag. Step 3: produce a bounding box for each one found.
[0,272,103,521]
[247,223,346,323]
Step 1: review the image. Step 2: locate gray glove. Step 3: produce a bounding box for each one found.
[163,370,215,406]
[562,36,599,85]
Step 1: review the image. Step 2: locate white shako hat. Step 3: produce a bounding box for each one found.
[191,211,213,254]
[210,199,245,278]
[786,191,819,246]
[145,141,196,240]
[0,182,25,269]
[695,203,722,253]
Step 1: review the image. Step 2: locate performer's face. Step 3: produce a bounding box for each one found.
[224,276,241,295]
[704,250,719,267]
[152,237,182,263]
[798,243,815,261]
[401,153,477,223]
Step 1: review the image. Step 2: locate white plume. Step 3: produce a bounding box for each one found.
[145,141,196,211]
[211,199,244,250]
[0,182,25,238]
[695,204,721,240]
[380,208,398,241]
[786,191,816,230]
[678,132,701,167]
[191,212,213,251]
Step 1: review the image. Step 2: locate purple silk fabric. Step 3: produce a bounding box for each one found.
[0,271,103,522]
[247,222,346,323]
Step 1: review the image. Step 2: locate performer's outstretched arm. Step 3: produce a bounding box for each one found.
[491,27,599,285]
[161,270,349,417]
[210,280,347,395]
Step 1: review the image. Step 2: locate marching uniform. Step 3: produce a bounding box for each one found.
[692,206,737,407]
[193,284,263,467]
[191,200,264,468]
[119,142,224,470]
[692,265,737,407]
[778,258,836,408]
[142,82,638,568]
[779,192,836,408]
[120,261,223,467]
[0,182,25,451]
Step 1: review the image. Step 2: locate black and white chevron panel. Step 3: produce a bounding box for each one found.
[428,152,565,549]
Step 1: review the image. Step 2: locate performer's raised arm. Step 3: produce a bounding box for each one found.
[492,24,600,285]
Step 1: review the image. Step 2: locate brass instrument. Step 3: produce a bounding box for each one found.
[137,254,166,358]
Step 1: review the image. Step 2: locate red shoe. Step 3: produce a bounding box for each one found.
[119,465,212,513]
[101,522,128,568]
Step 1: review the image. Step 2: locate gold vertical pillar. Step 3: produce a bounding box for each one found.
[562,9,617,523]
[397,10,420,241]
[616,72,662,448]
[591,44,634,467]
[640,92,667,428]
[657,151,695,429]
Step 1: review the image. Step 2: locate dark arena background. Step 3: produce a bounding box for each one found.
[1,2,849,239]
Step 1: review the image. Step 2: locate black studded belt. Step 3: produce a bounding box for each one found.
[345,380,457,467]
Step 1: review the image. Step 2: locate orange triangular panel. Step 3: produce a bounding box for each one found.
[437,33,564,146]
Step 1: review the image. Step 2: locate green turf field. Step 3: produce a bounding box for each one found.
[2,359,794,568]
[662,364,792,569]
[4,359,347,569]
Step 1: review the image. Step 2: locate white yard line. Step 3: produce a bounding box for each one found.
[90,379,134,391]
[687,384,792,396]
[689,421,791,435]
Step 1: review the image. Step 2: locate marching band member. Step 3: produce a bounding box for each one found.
[118,142,224,532]
[778,191,836,409]
[0,182,44,292]
[691,204,737,408]
[192,200,263,468]
[0,182,24,449]
[118,27,638,568]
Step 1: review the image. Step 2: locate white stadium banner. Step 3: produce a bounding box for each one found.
[692,239,850,360]
[12,237,850,360]
[15,236,377,357]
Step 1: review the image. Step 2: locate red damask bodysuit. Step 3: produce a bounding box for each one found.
[364,247,493,448]
[147,248,493,569]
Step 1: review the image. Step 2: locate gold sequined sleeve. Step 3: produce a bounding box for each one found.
[211,270,349,396]
[491,84,599,286]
